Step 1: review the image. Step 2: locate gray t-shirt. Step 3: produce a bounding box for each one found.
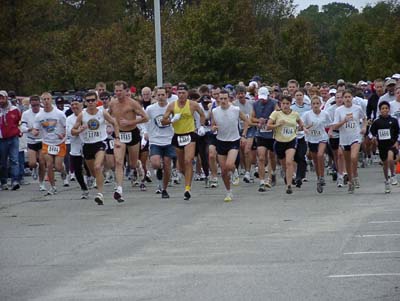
[145,102,174,146]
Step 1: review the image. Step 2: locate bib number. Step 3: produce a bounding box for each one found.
[378,129,391,140]
[281,127,294,137]
[177,134,191,146]
[260,124,272,133]
[345,121,356,129]
[310,129,321,136]
[48,145,60,155]
[120,132,132,143]
[86,131,101,139]
[109,139,115,150]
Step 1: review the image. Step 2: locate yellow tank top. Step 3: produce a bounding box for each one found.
[173,100,195,134]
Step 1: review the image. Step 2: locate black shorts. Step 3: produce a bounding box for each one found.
[255,137,274,151]
[207,132,218,147]
[274,139,297,160]
[341,140,360,151]
[105,138,114,155]
[83,141,106,160]
[28,143,42,152]
[308,141,327,153]
[329,138,340,151]
[378,145,398,162]
[172,132,197,149]
[216,139,240,156]
[140,139,149,153]
[119,127,141,146]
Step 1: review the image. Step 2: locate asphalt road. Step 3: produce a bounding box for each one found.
[1,165,400,301]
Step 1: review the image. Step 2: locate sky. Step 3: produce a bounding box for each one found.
[294,0,377,12]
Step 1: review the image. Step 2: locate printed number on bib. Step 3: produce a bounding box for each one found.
[155,115,167,128]
[345,121,356,129]
[120,132,132,143]
[310,129,321,136]
[177,134,191,146]
[281,127,294,137]
[378,129,391,140]
[260,124,272,133]
[48,145,60,155]
[109,140,115,149]
[86,131,101,139]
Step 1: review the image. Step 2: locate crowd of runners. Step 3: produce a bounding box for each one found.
[1,74,400,204]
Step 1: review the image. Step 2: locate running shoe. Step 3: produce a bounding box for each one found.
[295,179,302,188]
[94,193,104,205]
[46,186,57,195]
[113,186,125,203]
[156,184,162,194]
[353,177,360,189]
[39,182,47,191]
[320,176,326,186]
[317,180,323,193]
[140,182,146,191]
[184,190,191,201]
[385,181,391,194]
[1,184,8,191]
[224,192,233,202]
[231,169,240,186]
[243,172,251,183]
[258,183,266,192]
[210,177,219,188]
[81,190,89,199]
[70,173,76,182]
[161,190,170,199]
[194,173,201,181]
[144,170,152,183]
[348,182,355,194]
[337,177,344,188]
[204,177,210,188]
[286,185,293,194]
[32,167,38,181]
[63,177,70,187]
[11,182,20,191]
[271,174,277,186]
[343,174,349,185]
[265,179,272,189]
[390,176,398,186]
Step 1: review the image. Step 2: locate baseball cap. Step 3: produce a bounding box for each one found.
[249,81,258,89]
[392,73,400,80]
[386,78,397,86]
[329,88,337,95]
[0,90,8,97]
[337,79,345,85]
[8,91,16,98]
[71,95,83,103]
[55,96,64,103]
[177,83,188,91]
[258,87,270,100]
[305,81,312,86]
[363,89,372,97]
[358,81,368,86]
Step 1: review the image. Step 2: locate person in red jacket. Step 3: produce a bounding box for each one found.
[0,90,22,190]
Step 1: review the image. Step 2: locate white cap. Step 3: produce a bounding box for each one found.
[249,81,258,89]
[258,87,270,100]
[357,80,368,86]
[0,90,8,97]
[392,73,400,80]
[337,79,345,85]
[329,88,337,95]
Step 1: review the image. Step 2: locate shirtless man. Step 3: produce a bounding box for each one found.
[108,80,149,202]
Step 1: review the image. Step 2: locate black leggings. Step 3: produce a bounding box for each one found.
[70,155,88,191]
[294,137,307,180]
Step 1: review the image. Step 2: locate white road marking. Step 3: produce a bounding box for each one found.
[355,234,400,237]
[368,221,400,224]
[344,251,400,255]
[329,273,400,278]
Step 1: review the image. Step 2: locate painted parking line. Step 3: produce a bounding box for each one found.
[329,273,400,278]
[344,251,400,255]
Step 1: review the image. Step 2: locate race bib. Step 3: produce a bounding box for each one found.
[86,131,101,139]
[109,139,114,149]
[378,129,391,140]
[310,129,321,136]
[345,121,356,129]
[260,124,272,133]
[48,145,60,155]
[281,127,294,137]
[177,134,191,146]
[154,115,167,128]
[120,132,132,143]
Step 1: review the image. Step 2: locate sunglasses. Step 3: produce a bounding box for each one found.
[100,97,109,101]
[86,98,97,103]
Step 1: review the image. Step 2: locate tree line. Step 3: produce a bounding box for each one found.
[1,0,399,95]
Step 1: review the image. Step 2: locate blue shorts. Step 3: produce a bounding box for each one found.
[149,144,176,159]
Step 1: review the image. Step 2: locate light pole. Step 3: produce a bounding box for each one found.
[154,0,163,86]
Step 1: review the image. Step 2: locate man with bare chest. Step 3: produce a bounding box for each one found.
[109,80,149,202]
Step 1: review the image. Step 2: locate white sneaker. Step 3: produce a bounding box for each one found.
[385,181,391,194]
[243,172,251,183]
[32,167,38,180]
[224,191,233,202]
[231,169,240,186]
[194,173,201,181]
[39,182,47,191]
[63,177,70,187]
[46,186,57,195]
[390,176,398,186]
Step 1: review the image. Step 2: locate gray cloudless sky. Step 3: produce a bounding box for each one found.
[294,0,378,12]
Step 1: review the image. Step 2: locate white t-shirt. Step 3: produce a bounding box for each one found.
[167,94,178,104]
[379,93,396,105]
[212,105,241,141]
[333,105,365,146]
[66,114,83,156]
[145,102,174,146]
[302,110,331,143]
[34,106,66,146]
[325,104,341,139]
[79,109,108,144]
[233,98,254,130]
[21,108,43,144]
[389,100,400,120]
